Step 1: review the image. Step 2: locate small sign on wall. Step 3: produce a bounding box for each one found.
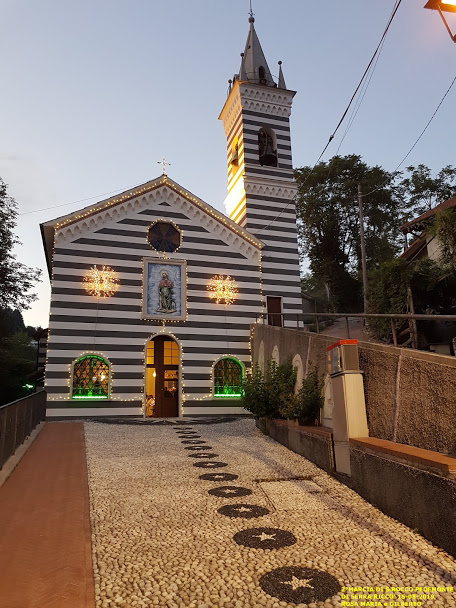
[142,258,187,321]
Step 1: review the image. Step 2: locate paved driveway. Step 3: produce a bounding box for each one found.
[85,419,455,608]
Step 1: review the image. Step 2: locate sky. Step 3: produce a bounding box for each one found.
[2,0,456,328]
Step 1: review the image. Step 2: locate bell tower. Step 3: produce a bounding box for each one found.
[219,12,302,326]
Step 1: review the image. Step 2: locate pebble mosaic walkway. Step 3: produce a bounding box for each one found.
[84,419,456,608]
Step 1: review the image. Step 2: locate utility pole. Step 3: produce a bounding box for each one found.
[358,184,368,314]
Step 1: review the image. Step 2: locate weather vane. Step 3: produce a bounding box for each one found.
[157,157,171,175]
[249,0,254,18]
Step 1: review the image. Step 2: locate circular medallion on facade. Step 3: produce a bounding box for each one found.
[259,566,341,605]
[188,452,219,459]
[181,440,207,445]
[217,503,270,518]
[199,472,239,482]
[193,461,228,469]
[233,527,296,549]
[208,485,252,498]
[185,446,213,451]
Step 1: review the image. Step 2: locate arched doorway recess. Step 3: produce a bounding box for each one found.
[145,335,179,417]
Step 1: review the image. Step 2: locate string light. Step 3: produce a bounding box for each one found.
[83,265,119,298]
[207,275,238,305]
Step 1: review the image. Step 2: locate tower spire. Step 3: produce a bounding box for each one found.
[277,61,286,89]
[238,11,275,87]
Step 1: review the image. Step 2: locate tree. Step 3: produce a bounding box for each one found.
[295,155,401,311]
[295,157,456,312]
[430,209,456,270]
[396,164,456,221]
[0,331,37,406]
[0,178,42,311]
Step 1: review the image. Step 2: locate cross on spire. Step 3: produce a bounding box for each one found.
[157,157,171,175]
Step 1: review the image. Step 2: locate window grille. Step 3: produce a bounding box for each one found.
[72,355,109,399]
[214,358,243,397]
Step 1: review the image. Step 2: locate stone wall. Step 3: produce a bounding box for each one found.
[251,324,456,455]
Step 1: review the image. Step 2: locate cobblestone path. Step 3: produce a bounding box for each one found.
[85,419,456,608]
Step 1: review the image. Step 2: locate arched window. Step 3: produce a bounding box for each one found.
[213,358,244,397]
[72,355,109,399]
[231,136,239,166]
[258,128,277,167]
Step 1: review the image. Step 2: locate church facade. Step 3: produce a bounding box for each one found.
[41,14,302,418]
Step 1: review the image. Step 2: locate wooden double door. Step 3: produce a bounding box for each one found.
[145,336,179,418]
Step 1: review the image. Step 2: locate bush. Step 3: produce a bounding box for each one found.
[242,359,296,419]
[242,358,324,424]
[295,365,324,424]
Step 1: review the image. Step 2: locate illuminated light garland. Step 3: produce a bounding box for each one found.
[54,177,263,249]
[207,275,238,305]
[83,265,119,298]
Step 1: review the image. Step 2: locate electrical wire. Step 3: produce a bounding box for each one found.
[256,0,403,234]
[17,181,150,216]
[19,2,404,226]
[363,73,456,198]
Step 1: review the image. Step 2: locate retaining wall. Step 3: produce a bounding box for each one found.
[252,324,456,455]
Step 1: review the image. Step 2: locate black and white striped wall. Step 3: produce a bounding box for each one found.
[220,81,303,328]
[42,177,263,418]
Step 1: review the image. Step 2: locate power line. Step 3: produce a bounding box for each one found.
[256,0,403,234]
[17,181,148,216]
[364,73,456,198]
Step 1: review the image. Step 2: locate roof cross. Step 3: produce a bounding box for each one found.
[157,157,171,175]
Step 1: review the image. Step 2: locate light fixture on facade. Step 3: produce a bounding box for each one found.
[207,275,238,305]
[83,265,120,298]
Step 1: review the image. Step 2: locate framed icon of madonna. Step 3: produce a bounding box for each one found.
[142,258,186,321]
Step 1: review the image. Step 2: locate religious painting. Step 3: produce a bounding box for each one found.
[142,258,186,320]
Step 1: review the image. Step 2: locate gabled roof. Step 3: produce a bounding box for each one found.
[40,174,264,275]
[400,233,428,261]
[400,195,456,233]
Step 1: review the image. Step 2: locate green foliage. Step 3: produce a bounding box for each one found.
[0,177,42,311]
[430,209,456,270]
[295,365,325,423]
[367,257,456,341]
[242,359,296,419]
[242,358,324,424]
[295,155,400,311]
[396,164,456,220]
[0,332,37,405]
[295,157,456,313]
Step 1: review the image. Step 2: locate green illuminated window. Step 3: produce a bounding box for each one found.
[72,355,109,399]
[214,358,243,398]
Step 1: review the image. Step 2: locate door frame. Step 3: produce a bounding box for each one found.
[144,332,183,418]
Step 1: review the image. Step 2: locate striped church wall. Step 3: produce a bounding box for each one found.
[44,186,263,418]
[220,83,302,330]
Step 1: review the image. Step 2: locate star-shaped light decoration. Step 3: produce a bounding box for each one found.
[207,275,238,305]
[83,265,119,298]
[283,576,314,592]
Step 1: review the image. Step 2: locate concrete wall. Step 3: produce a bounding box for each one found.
[252,324,456,455]
[350,443,456,558]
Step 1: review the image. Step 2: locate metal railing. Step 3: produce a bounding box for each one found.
[0,390,46,470]
[261,312,456,347]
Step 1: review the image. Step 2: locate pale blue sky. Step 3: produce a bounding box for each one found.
[2,0,455,327]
